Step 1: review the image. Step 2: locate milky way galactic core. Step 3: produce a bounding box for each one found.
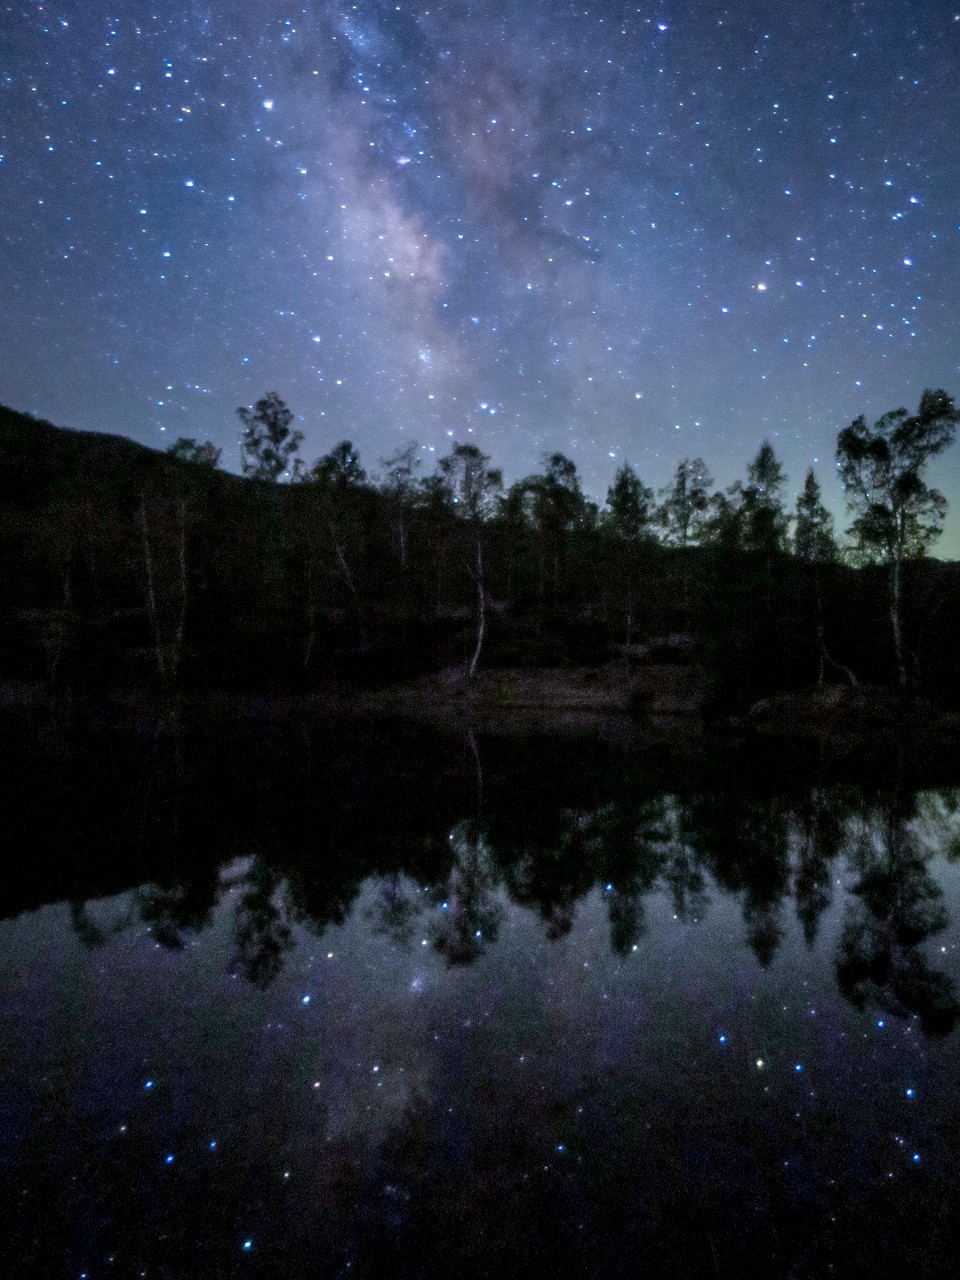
[2,2,958,545]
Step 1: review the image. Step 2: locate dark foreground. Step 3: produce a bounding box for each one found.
[2,711,960,1278]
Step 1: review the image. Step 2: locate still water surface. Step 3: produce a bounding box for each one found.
[2,720,960,1277]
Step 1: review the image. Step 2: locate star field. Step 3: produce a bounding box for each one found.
[4,788,960,1274]
[2,2,959,546]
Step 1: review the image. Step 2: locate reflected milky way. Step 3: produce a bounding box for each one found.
[2,723,960,1275]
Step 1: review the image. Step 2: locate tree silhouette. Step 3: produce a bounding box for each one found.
[837,791,960,1034]
[793,470,838,685]
[836,389,958,682]
[793,469,836,564]
[166,437,221,469]
[604,463,656,643]
[740,441,788,556]
[605,463,655,544]
[310,440,366,490]
[656,458,713,549]
[237,391,304,482]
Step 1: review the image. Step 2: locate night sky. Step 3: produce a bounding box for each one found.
[3,2,959,548]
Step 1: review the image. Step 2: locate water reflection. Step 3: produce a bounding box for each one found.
[46,749,960,1034]
[4,726,960,1276]
[838,791,960,1033]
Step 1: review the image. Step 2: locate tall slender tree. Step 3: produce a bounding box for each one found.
[740,441,788,556]
[438,443,503,678]
[836,389,958,683]
[793,469,838,685]
[378,443,421,571]
[604,463,655,643]
[528,452,588,604]
[793,469,836,564]
[300,440,369,657]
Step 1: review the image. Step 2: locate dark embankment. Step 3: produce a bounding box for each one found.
[2,405,959,719]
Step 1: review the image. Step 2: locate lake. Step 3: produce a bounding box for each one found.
[2,711,960,1277]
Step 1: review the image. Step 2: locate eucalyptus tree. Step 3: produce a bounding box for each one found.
[836,389,958,683]
[699,445,790,705]
[378,442,421,571]
[656,457,713,549]
[135,436,222,683]
[437,442,503,678]
[655,458,713,629]
[237,392,303,482]
[166,437,221,469]
[300,440,370,661]
[309,439,366,490]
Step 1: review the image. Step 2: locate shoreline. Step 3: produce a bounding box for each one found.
[3,665,959,745]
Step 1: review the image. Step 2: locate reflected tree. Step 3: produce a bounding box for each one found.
[837,791,960,1034]
[70,900,106,948]
[579,796,674,956]
[658,795,709,925]
[430,821,503,965]
[368,872,424,951]
[231,858,293,988]
[137,870,219,950]
[689,789,791,967]
[790,786,849,946]
[911,789,960,863]
[494,805,598,944]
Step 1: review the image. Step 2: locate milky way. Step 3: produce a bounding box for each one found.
[2,2,959,547]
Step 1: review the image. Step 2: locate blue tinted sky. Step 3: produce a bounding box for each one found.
[2,2,958,549]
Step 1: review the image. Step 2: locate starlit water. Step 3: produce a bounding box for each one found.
[2,719,960,1277]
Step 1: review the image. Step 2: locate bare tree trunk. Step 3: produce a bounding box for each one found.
[467,727,483,798]
[49,566,72,686]
[328,519,358,601]
[170,498,187,682]
[326,512,367,647]
[395,513,408,571]
[823,647,858,687]
[468,534,485,680]
[140,494,166,678]
[302,553,317,670]
[84,498,100,606]
[334,539,354,596]
[813,565,825,687]
[890,556,906,686]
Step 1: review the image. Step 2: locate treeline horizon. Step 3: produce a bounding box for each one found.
[1,390,958,706]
